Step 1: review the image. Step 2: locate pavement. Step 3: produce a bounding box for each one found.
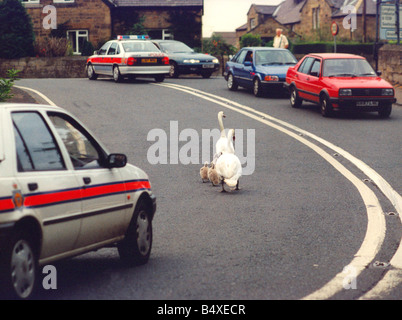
[6,81,402,106]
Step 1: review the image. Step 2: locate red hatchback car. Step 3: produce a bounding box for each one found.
[284,53,396,117]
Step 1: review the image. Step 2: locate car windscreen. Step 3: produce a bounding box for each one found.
[323,58,376,77]
[122,41,161,53]
[158,41,193,53]
[254,50,297,66]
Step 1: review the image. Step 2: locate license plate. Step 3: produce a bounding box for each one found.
[142,58,157,63]
[203,64,214,69]
[356,101,379,107]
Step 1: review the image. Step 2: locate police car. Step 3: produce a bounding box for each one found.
[86,35,170,83]
[0,103,156,299]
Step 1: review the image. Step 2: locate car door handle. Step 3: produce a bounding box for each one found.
[83,177,91,185]
[28,183,38,191]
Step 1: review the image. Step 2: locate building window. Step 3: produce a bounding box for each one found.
[21,0,40,3]
[67,30,88,55]
[312,7,320,30]
[250,18,256,30]
[53,0,74,3]
[147,29,174,40]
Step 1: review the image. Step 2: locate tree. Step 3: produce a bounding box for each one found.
[240,33,262,48]
[0,0,35,58]
[167,10,202,48]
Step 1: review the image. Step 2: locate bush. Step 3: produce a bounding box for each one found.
[81,40,95,56]
[0,0,35,58]
[202,35,237,57]
[291,41,374,55]
[240,34,262,47]
[34,37,69,57]
[0,69,20,102]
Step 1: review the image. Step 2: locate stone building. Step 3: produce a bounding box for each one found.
[236,0,380,45]
[22,0,203,54]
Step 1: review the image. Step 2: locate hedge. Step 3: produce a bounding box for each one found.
[291,42,374,55]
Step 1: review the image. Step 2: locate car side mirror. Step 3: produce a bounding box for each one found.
[106,153,127,168]
[244,61,253,67]
[93,50,98,55]
[310,71,319,77]
[376,70,382,76]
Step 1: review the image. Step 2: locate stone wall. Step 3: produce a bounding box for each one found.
[378,44,402,85]
[0,57,87,79]
[24,0,112,47]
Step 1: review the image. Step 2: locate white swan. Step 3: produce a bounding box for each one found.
[215,111,234,156]
[215,129,242,192]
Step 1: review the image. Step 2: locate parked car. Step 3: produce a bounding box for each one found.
[224,47,298,97]
[0,103,156,299]
[86,35,170,83]
[151,39,220,78]
[284,53,396,117]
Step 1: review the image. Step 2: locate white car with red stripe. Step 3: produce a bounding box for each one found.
[0,103,156,299]
[86,35,170,83]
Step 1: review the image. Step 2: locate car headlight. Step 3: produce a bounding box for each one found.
[212,58,219,64]
[339,89,352,96]
[382,88,394,96]
[183,59,200,63]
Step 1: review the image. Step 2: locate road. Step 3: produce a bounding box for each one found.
[16,76,401,301]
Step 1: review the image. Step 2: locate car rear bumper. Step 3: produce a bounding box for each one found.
[120,66,170,75]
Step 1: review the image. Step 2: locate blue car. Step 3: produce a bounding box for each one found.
[152,40,220,78]
[224,47,297,97]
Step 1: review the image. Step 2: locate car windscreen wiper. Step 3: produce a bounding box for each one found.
[329,73,357,77]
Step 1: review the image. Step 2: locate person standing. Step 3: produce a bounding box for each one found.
[273,28,289,49]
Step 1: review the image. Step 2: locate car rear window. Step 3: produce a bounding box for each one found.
[123,41,160,53]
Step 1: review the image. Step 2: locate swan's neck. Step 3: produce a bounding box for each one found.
[218,114,225,136]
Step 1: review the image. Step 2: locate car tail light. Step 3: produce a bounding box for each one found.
[264,75,279,81]
[127,57,137,65]
[162,56,169,65]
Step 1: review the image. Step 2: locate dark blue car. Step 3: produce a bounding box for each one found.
[224,47,297,97]
[151,40,220,78]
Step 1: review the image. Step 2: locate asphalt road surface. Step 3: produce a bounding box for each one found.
[15,76,401,301]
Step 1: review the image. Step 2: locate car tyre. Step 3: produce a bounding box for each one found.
[253,78,263,97]
[227,73,238,91]
[201,71,212,79]
[378,103,392,118]
[87,64,97,80]
[118,200,152,266]
[320,94,334,117]
[0,230,38,299]
[290,86,302,108]
[154,75,165,82]
[169,62,179,78]
[113,66,123,83]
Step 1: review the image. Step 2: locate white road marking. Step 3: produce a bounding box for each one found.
[15,85,57,106]
[156,82,401,299]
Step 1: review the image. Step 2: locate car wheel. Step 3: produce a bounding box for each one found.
[154,75,165,82]
[290,86,302,108]
[320,94,333,117]
[253,78,263,97]
[0,230,37,299]
[118,200,152,266]
[87,64,97,80]
[169,62,179,78]
[227,73,238,91]
[378,103,392,118]
[113,66,123,83]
